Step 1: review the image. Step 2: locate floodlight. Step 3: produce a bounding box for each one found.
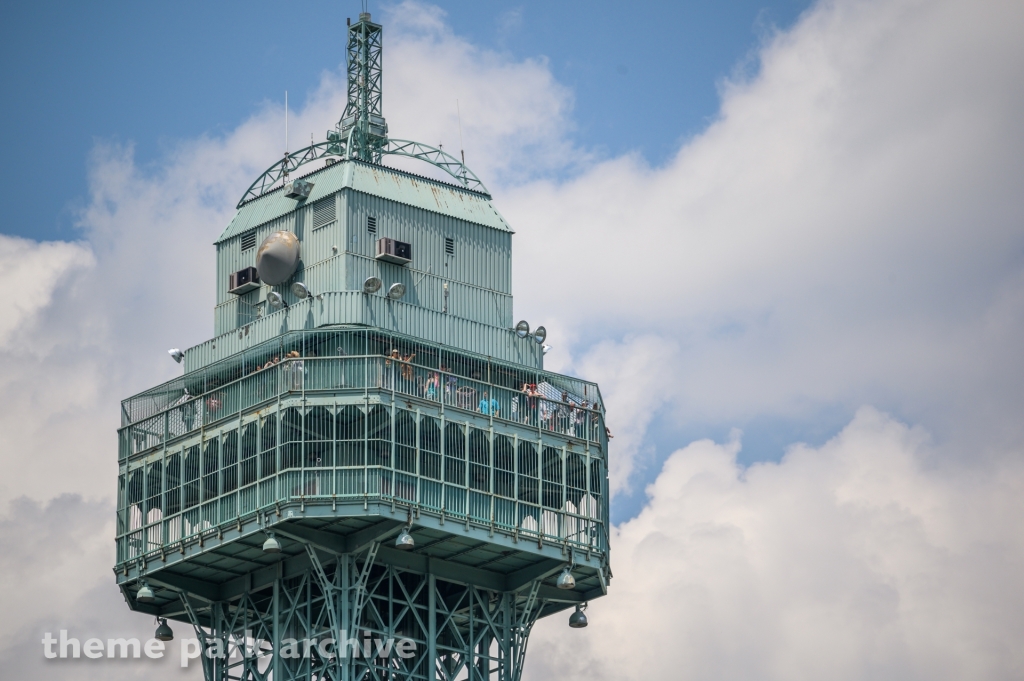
[290,282,311,299]
[515,320,530,339]
[363,276,382,294]
[168,349,185,364]
[136,582,156,603]
[387,283,406,300]
[395,527,415,550]
[555,566,576,590]
[263,532,282,553]
[568,604,588,629]
[533,326,547,344]
[542,345,552,355]
[267,291,288,309]
[155,618,174,641]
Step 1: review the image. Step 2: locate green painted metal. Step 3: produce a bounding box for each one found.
[116,390,608,565]
[121,328,603,443]
[214,173,514,337]
[196,294,537,370]
[149,551,559,681]
[224,160,506,244]
[235,14,489,209]
[236,139,490,210]
[117,13,609,681]
[337,12,387,165]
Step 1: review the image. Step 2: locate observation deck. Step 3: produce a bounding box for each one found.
[116,327,609,611]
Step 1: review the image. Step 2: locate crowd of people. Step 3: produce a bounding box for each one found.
[377,349,613,439]
[244,346,613,441]
[154,341,614,454]
[255,349,302,372]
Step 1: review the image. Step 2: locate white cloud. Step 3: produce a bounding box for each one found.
[506,0,1024,486]
[384,1,582,184]
[527,407,1024,681]
[2,0,1024,678]
[0,234,92,348]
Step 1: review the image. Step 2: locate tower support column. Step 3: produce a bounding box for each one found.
[170,553,547,681]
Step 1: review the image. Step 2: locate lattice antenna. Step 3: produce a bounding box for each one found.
[334,12,388,163]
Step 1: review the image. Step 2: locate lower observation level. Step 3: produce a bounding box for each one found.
[116,328,610,680]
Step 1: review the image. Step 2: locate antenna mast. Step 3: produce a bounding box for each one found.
[334,12,387,163]
[457,99,466,182]
[283,91,290,181]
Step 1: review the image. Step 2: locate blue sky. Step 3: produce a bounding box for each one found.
[1,0,810,242]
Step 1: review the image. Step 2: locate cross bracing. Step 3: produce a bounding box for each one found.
[236,143,489,208]
[235,13,489,207]
[338,13,387,165]
[115,327,611,659]
[150,546,558,681]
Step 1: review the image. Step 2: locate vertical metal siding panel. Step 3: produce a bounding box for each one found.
[193,178,528,370]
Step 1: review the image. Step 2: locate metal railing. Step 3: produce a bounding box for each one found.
[121,356,606,462]
[121,329,603,430]
[116,329,609,568]
[117,396,608,565]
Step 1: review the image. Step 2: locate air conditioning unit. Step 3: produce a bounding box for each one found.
[228,266,260,294]
[284,179,314,200]
[375,238,412,265]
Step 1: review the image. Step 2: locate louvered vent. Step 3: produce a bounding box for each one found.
[240,231,257,251]
[312,199,336,230]
[445,237,455,255]
[367,216,377,234]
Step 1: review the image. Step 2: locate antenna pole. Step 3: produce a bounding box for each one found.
[285,91,289,154]
[457,99,465,165]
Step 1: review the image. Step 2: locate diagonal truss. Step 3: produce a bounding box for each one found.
[171,552,551,681]
[236,139,489,208]
[235,13,488,208]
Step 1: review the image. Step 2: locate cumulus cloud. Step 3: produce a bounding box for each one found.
[526,408,1024,681]
[509,0,1024,486]
[0,495,183,680]
[2,0,1024,678]
[0,235,92,348]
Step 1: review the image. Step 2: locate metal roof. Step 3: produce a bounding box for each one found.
[216,160,512,244]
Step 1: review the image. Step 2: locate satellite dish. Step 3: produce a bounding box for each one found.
[533,326,547,344]
[515,320,530,339]
[387,283,407,300]
[291,282,311,299]
[256,231,300,285]
[267,291,288,309]
[363,276,382,294]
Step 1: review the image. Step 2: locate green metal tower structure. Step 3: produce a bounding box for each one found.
[115,13,610,680]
